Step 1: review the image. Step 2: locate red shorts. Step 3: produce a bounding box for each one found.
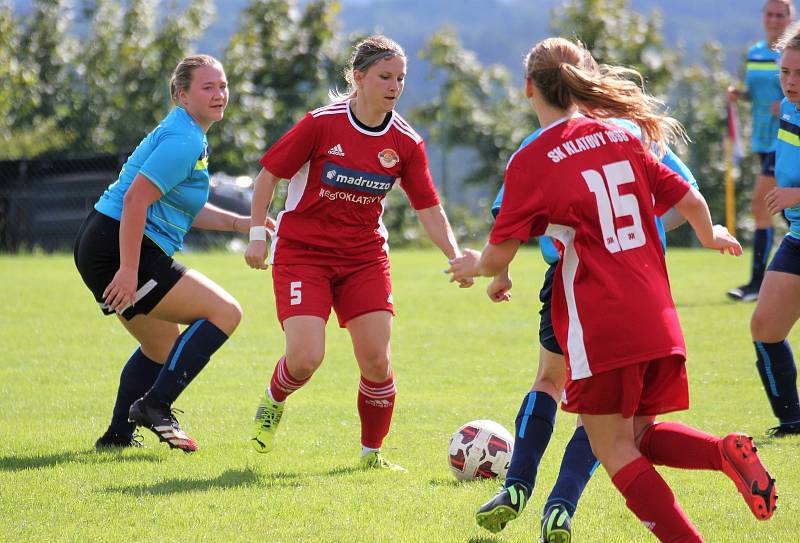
[562,355,689,418]
[272,259,394,328]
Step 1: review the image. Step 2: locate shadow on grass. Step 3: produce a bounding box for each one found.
[467,537,500,543]
[326,465,364,477]
[0,449,162,472]
[103,468,302,495]
[428,476,477,488]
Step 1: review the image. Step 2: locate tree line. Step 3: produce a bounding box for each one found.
[1,0,755,245]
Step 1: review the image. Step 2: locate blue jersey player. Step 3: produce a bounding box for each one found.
[727,0,794,303]
[750,24,800,438]
[475,118,700,542]
[74,55,258,452]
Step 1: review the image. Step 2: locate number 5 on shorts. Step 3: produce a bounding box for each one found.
[290,281,302,306]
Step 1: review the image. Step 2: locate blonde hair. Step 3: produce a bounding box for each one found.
[524,37,686,156]
[764,0,795,19]
[169,54,223,104]
[331,35,406,101]
[777,20,800,50]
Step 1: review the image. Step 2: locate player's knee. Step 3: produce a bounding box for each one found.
[286,348,325,379]
[751,309,777,342]
[211,298,243,336]
[358,352,391,381]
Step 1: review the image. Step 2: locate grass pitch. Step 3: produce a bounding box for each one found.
[1,247,799,542]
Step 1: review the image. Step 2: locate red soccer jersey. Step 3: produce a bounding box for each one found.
[490,116,692,380]
[260,100,440,265]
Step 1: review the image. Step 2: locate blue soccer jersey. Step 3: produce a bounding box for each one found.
[95,107,210,256]
[775,99,800,238]
[491,118,699,264]
[745,40,783,153]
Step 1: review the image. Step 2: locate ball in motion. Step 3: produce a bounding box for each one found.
[448,419,514,480]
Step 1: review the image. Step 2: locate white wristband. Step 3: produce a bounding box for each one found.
[249,226,267,242]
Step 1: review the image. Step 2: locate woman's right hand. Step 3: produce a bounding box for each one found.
[103,267,138,314]
[245,240,269,270]
[703,224,743,256]
[487,273,512,303]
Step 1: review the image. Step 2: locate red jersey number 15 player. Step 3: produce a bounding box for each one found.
[244,35,470,470]
[450,37,777,542]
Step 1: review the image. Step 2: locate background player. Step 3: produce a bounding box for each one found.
[476,118,699,542]
[244,35,470,470]
[74,55,255,452]
[727,0,795,302]
[450,37,776,542]
[750,22,800,436]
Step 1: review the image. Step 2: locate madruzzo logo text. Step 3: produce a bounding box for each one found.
[321,161,395,195]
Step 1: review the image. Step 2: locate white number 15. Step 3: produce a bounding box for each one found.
[582,160,646,254]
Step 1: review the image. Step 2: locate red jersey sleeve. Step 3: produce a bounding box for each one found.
[399,141,440,210]
[489,157,548,244]
[640,145,691,216]
[259,113,317,180]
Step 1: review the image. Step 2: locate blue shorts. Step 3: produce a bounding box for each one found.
[768,235,800,276]
[538,263,563,355]
[759,152,776,177]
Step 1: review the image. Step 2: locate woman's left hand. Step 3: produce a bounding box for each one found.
[765,187,800,215]
[446,249,481,284]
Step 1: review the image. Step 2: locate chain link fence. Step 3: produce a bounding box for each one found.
[0,154,253,254]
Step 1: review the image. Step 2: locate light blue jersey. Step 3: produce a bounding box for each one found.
[745,40,782,153]
[95,107,210,256]
[491,118,699,264]
[775,98,800,238]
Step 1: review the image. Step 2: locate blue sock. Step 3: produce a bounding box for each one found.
[108,348,163,436]
[504,391,557,496]
[149,320,228,406]
[751,228,773,288]
[755,340,800,425]
[543,425,599,517]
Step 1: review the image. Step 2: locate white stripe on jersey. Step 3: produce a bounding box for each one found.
[270,162,310,265]
[311,101,349,117]
[545,223,591,379]
[378,198,390,254]
[392,113,423,144]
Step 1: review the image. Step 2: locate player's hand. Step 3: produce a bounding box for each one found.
[245,240,269,270]
[103,267,138,314]
[770,100,781,117]
[487,274,512,302]
[727,86,741,102]
[446,248,480,283]
[265,216,277,234]
[766,187,800,215]
[705,224,742,256]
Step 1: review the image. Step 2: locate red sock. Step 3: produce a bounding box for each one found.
[269,356,310,403]
[358,372,396,449]
[612,456,703,543]
[639,422,723,471]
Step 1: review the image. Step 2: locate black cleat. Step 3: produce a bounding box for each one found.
[476,483,528,533]
[766,422,800,437]
[128,396,198,452]
[726,284,759,302]
[94,429,143,449]
[540,503,572,543]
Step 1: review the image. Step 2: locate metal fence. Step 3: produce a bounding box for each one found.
[0,153,252,253]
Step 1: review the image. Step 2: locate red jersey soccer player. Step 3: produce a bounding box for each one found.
[449,38,777,542]
[244,35,469,470]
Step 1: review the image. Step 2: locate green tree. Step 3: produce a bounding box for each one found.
[410,28,536,193]
[212,0,345,174]
[550,0,677,94]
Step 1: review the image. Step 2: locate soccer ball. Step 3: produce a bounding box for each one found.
[448,419,514,481]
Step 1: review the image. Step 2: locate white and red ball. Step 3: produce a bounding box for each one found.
[448,419,514,480]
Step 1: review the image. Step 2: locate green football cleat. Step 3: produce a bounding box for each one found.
[540,503,572,543]
[358,450,407,471]
[476,483,528,533]
[250,393,284,453]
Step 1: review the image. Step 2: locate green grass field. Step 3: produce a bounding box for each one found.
[2,247,799,542]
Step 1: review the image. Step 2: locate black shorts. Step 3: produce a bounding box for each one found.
[768,235,800,276]
[758,152,776,177]
[73,210,187,320]
[538,262,563,355]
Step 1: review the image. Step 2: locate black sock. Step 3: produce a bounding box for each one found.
[755,340,800,424]
[108,348,163,436]
[504,391,557,496]
[544,425,599,517]
[148,320,228,406]
[751,228,773,289]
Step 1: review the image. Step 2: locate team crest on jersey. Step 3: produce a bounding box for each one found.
[378,148,399,168]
